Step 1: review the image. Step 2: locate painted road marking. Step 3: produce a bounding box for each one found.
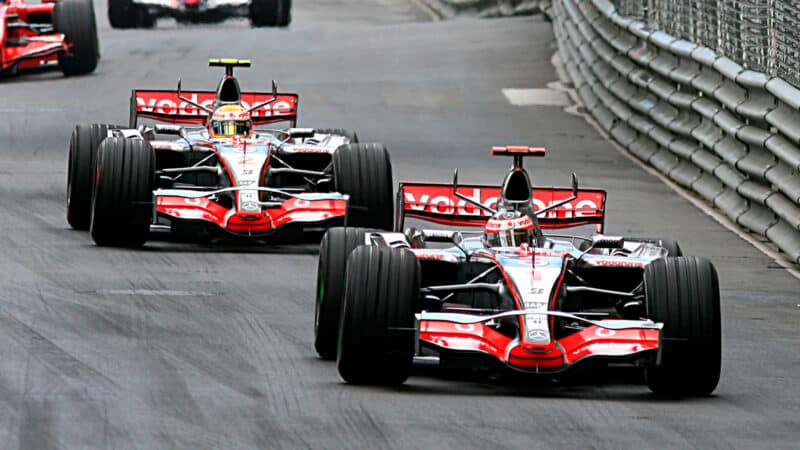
[502,88,571,106]
[91,289,219,297]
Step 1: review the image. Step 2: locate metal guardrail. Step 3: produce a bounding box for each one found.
[608,1,800,89]
[548,0,800,264]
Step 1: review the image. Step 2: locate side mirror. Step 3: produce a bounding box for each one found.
[287,128,315,139]
[272,80,278,98]
[452,168,459,191]
[591,235,625,249]
[571,172,578,197]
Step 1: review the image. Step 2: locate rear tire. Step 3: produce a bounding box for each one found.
[90,138,155,247]
[54,0,100,75]
[66,124,121,230]
[108,0,153,28]
[333,143,393,230]
[277,0,291,26]
[249,0,289,27]
[644,256,721,397]
[314,128,358,144]
[337,246,419,385]
[314,227,374,359]
[630,237,683,256]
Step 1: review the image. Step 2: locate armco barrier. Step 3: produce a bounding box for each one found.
[549,0,800,264]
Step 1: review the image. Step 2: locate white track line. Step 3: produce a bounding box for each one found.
[546,52,800,281]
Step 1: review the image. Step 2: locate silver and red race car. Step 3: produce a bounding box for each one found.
[315,146,721,397]
[66,58,393,246]
[1,0,98,76]
[107,0,290,28]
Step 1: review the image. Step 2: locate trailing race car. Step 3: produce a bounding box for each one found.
[108,0,290,28]
[1,0,99,76]
[66,58,393,246]
[315,146,721,397]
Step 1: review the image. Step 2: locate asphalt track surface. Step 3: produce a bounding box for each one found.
[1,1,799,448]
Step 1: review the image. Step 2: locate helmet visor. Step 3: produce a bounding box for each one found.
[486,229,531,247]
[212,119,251,137]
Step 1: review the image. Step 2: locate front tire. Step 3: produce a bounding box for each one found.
[54,0,100,75]
[644,256,721,396]
[333,143,394,230]
[337,246,419,385]
[314,227,374,359]
[67,124,121,230]
[90,138,155,247]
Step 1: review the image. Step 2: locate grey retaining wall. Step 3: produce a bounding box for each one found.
[549,0,800,264]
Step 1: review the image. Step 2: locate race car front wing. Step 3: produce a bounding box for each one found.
[416,310,662,374]
[153,187,348,237]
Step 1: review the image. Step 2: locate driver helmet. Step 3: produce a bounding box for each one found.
[209,104,252,138]
[484,210,534,248]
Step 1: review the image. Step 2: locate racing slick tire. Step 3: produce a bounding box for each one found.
[644,256,721,397]
[54,0,100,76]
[333,143,393,230]
[337,246,420,385]
[314,227,374,359]
[108,0,154,28]
[629,237,683,257]
[249,0,290,27]
[90,138,155,247]
[67,124,122,230]
[315,128,359,144]
[278,0,291,26]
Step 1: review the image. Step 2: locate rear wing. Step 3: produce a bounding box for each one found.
[396,182,607,232]
[129,90,299,127]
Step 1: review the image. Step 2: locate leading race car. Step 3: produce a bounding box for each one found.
[108,0,290,28]
[1,0,98,76]
[66,58,393,247]
[315,146,721,397]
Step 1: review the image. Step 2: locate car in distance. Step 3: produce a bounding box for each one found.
[107,0,290,28]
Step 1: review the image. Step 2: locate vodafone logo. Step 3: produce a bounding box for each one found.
[404,189,498,216]
[403,187,600,218]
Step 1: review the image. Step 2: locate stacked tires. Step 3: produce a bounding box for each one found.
[250,0,291,27]
[54,0,100,75]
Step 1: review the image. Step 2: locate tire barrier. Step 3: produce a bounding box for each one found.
[549,0,800,264]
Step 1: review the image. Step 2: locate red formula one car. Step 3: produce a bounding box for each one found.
[315,147,721,396]
[1,0,98,76]
[66,58,393,246]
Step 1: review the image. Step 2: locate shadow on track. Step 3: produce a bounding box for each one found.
[314,359,726,403]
